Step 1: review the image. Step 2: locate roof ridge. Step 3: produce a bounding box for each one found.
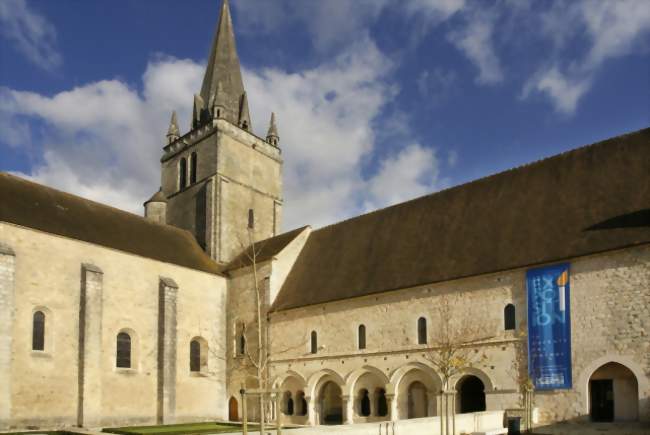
[312,127,650,234]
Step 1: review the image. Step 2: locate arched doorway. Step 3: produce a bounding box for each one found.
[319,381,343,425]
[457,376,486,413]
[589,362,639,422]
[228,396,239,421]
[407,381,428,418]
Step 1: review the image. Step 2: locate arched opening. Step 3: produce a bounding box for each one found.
[417,317,427,344]
[190,339,201,372]
[376,388,388,417]
[319,381,342,425]
[504,304,516,330]
[229,396,239,421]
[358,389,370,416]
[32,311,45,351]
[358,324,366,350]
[589,362,639,422]
[310,331,318,354]
[190,152,197,184]
[116,332,132,368]
[457,375,486,413]
[282,391,294,415]
[407,381,428,418]
[179,158,187,190]
[296,391,307,416]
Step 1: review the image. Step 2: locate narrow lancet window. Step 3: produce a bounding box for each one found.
[190,339,201,372]
[179,157,187,189]
[418,317,427,344]
[116,332,132,368]
[358,324,366,350]
[32,311,45,351]
[190,152,197,184]
[310,331,318,354]
[504,304,516,330]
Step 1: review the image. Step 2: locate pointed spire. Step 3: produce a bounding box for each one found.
[238,92,251,130]
[192,94,205,129]
[166,111,180,144]
[199,0,249,127]
[266,112,279,146]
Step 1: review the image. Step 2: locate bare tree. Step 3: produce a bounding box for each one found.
[509,330,535,433]
[423,295,491,435]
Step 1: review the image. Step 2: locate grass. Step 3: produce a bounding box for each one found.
[102,422,257,435]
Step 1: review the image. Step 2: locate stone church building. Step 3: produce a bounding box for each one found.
[0,0,648,431]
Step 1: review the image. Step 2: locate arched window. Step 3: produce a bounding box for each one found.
[504,304,516,330]
[190,152,197,184]
[116,332,132,368]
[359,389,371,417]
[32,311,45,351]
[358,324,366,350]
[418,317,427,344]
[179,157,187,189]
[190,339,201,372]
[297,391,307,416]
[283,391,294,416]
[310,331,318,354]
[238,331,246,356]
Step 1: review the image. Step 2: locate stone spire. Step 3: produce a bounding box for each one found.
[266,112,279,146]
[166,111,180,144]
[196,0,249,128]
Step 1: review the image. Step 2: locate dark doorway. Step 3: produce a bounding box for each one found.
[320,382,343,425]
[458,375,486,413]
[229,396,239,421]
[590,379,614,422]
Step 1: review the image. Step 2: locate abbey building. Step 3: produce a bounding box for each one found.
[0,0,648,431]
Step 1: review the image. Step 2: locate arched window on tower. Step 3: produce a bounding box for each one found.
[179,157,187,190]
[418,317,427,344]
[190,152,197,184]
[504,304,516,330]
[32,311,45,351]
[358,324,366,350]
[310,331,318,354]
[116,332,132,368]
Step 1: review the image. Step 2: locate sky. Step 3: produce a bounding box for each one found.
[0,0,649,231]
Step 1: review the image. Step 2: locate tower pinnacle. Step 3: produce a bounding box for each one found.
[266,112,279,146]
[166,111,180,144]
[195,0,249,128]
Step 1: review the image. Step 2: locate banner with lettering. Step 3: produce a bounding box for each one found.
[526,263,572,390]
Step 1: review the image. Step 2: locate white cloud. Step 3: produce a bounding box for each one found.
[447,9,503,85]
[0,0,62,70]
[525,0,650,114]
[365,144,440,211]
[1,39,444,230]
[0,58,204,213]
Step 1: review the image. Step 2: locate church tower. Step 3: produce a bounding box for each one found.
[156,0,282,264]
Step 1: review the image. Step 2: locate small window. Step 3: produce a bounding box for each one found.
[238,330,246,356]
[32,311,45,351]
[248,209,255,229]
[179,157,187,189]
[359,389,370,416]
[283,392,294,416]
[310,331,317,354]
[190,152,197,184]
[358,324,366,350]
[504,304,516,330]
[116,332,132,368]
[190,339,201,372]
[297,391,307,416]
[418,317,427,344]
[376,388,388,417]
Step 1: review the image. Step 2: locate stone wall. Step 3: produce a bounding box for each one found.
[266,244,650,425]
[0,222,228,430]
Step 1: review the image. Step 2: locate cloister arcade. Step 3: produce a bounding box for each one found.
[271,364,492,425]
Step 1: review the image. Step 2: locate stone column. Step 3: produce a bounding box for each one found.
[0,244,15,430]
[386,393,397,421]
[427,391,438,417]
[157,277,178,424]
[306,396,316,426]
[369,392,376,417]
[342,394,354,424]
[77,263,103,428]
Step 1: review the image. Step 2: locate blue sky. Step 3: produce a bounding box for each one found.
[1,0,649,230]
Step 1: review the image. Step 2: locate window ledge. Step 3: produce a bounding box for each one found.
[190,371,209,377]
[31,350,52,358]
[115,367,138,375]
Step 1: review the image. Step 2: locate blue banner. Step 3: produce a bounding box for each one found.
[526,263,572,390]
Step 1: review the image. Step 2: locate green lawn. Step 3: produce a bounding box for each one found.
[102,422,256,435]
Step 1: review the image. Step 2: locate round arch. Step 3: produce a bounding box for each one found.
[307,369,345,399]
[577,355,647,418]
[390,362,441,420]
[345,365,390,397]
[272,370,308,389]
[450,367,494,392]
[390,362,441,392]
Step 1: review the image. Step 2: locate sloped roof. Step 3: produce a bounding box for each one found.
[226,226,309,271]
[272,128,650,311]
[0,173,223,275]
